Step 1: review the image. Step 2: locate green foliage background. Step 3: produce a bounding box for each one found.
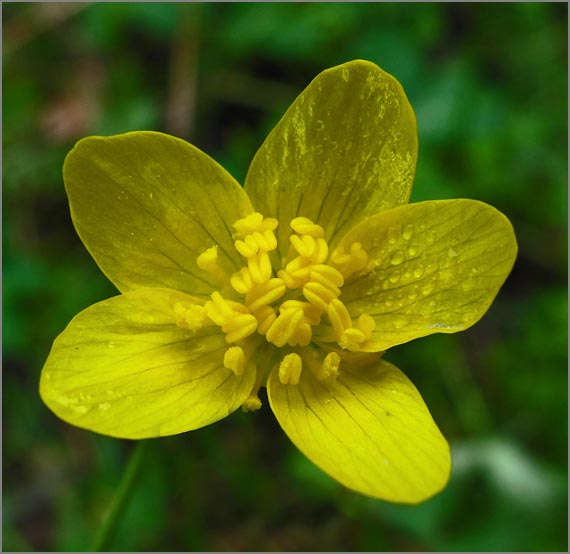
[3,2,567,551]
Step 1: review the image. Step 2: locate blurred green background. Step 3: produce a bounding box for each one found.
[3,2,568,551]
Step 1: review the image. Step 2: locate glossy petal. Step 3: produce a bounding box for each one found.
[268,356,450,503]
[339,199,517,350]
[245,60,417,254]
[64,131,253,298]
[40,288,255,439]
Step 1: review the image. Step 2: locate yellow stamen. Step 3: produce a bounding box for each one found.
[196,246,219,271]
[247,252,272,284]
[224,346,245,376]
[290,217,325,238]
[174,303,208,331]
[279,353,302,385]
[201,212,372,382]
[196,246,228,282]
[245,278,286,313]
[223,313,258,343]
[242,395,262,412]
[266,306,305,347]
[230,267,254,294]
[357,313,376,336]
[252,305,277,335]
[234,212,278,237]
[321,351,341,380]
[303,281,341,311]
[329,242,368,280]
[290,234,317,258]
[327,298,353,339]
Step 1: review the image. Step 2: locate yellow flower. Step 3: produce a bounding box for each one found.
[40,60,517,504]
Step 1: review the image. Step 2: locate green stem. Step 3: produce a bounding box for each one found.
[91,440,148,552]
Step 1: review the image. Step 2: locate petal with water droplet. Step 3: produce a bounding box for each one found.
[40,288,255,439]
[338,199,517,350]
[245,60,417,252]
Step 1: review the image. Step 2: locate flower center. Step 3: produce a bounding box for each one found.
[177,212,375,406]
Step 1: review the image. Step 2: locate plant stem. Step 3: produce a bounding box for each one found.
[91,440,148,552]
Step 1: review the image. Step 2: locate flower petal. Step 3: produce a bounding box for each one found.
[245,60,417,252]
[339,199,517,350]
[64,131,253,298]
[268,356,450,504]
[40,288,255,439]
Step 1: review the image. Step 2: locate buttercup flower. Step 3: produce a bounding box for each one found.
[40,60,517,504]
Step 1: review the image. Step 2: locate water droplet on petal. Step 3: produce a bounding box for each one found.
[389,271,401,284]
[413,266,424,278]
[387,226,399,245]
[390,251,404,265]
[402,224,414,240]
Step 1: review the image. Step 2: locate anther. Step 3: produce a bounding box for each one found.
[196,246,228,282]
[309,264,344,288]
[242,395,262,412]
[234,212,278,238]
[278,353,303,385]
[320,351,341,380]
[223,313,258,343]
[174,303,208,331]
[266,307,304,347]
[224,346,246,376]
[290,217,325,238]
[329,242,368,279]
[290,234,317,258]
[245,278,286,313]
[197,246,219,271]
[252,305,277,335]
[230,267,254,294]
[327,298,353,340]
[303,281,340,311]
[247,252,272,284]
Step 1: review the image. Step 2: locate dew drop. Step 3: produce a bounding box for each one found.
[402,224,414,240]
[413,266,424,279]
[422,283,433,296]
[389,271,401,284]
[315,120,325,131]
[390,251,404,265]
[387,226,399,245]
[98,402,111,411]
[448,248,458,258]
[407,244,418,256]
[108,341,115,348]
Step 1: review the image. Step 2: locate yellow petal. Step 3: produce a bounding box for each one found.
[340,199,517,350]
[40,288,255,439]
[245,60,417,253]
[64,131,253,298]
[268,356,450,504]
